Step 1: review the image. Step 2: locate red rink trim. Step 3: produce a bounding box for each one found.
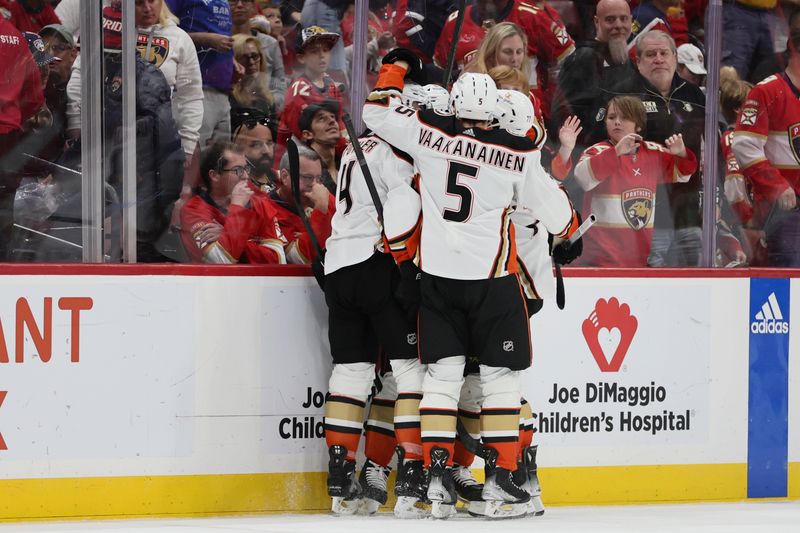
[0,264,796,278]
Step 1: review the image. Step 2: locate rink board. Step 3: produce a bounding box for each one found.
[0,266,797,520]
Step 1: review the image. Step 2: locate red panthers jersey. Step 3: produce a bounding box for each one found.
[434,0,573,115]
[732,73,800,223]
[721,129,753,224]
[573,140,697,267]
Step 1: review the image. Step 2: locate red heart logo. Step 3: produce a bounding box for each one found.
[582,298,638,372]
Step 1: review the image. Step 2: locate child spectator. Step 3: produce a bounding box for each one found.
[275,25,345,169]
[719,70,754,226]
[573,95,697,266]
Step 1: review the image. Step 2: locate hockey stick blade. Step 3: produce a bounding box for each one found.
[342,113,384,223]
[456,417,492,460]
[287,138,324,259]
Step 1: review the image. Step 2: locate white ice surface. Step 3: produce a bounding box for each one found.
[1,502,800,533]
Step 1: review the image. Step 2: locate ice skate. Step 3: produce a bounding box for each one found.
[519,445,545,516]
[427,447,457,519]
[393,446,430,518]
[357,459,390,515]
[452,465,486,516]
[482,448,529,519]
[327,445,361,516]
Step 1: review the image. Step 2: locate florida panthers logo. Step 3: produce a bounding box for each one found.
[789,122,800,165]
[136,34,170,68]
[621,188,654,231]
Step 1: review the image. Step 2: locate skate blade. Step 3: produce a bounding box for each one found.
[431,501,457,519]
[357,497,382,516]
[465,500,487,517]
[331,496,360,516]
[393,496,430,519]
[484,500,529,519]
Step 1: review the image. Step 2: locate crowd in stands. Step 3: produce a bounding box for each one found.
[0,0,799,266]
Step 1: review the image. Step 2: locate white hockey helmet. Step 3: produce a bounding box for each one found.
[422,84,451,113]
[493,89,535,137]
[449,73,499,121]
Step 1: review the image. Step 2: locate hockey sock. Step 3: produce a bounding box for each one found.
[480,365,521,471]
[518,397,534,461]
[365,396,397,467]
[324,363,375,461]
[420,356,465,468]
[390,358,426,461]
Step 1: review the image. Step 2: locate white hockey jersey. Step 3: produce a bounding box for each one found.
[513,218,555,301]
[324,134,421,275]
[362,70,576,280]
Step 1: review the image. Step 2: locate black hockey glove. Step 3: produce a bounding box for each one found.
[382,47,426,85]
[395,260,422,323]
[550,211,584,265]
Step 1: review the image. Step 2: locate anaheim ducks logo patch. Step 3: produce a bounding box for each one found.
[789,122,800,164]
[621,188,654,231]
[136,34,170,68]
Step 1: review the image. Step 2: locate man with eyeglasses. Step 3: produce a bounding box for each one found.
[255,143,334,263]
[232,107,277,192]
[180,142,286,263]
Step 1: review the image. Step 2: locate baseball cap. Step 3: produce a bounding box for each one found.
[102,2,123,53]
[24,32,58,67]
[39,24,76,48]
[298,101,340,132]
[295,25,339,54]
[677,44,707,76]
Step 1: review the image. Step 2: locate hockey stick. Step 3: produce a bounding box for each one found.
[554,214,596,309]
[456,418,492,460]
[287,138,325,260]
[443,0,468,86]
[342,113,384,223]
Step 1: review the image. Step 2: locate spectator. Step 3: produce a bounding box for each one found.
[1,0,60,33]
[555,0,636,147]
[573,95,697,266]
[180,141,286,263]
[53,0,79,39]
[230,0,286,111]
[259,1,293,81]
[722,0,777,83]
[231,107,277,192]
[393,0,457,63]
[67,3,185,262]
[630,0,688,47]
[232,34,276,116]
[719,70,753,226]
[676,43,706,89]
[136,0,204,158]
[167,0,239,146]
[300,0,349,84]
[608,30,705,267]
[276,25,345,168]
[434,0,574,117]
[0,16,45,260]
[38,24,76,160]
[732,23,800,266]
[299,101,340,193]
[266,144,334,263]
[466,23,547,145]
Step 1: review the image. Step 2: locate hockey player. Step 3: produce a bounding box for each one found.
[322,89,429,516]
[363,52,580,519]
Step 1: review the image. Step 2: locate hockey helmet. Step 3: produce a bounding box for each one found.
[493,89,535,137]
[423,84,451,113]
[449,73,499,121]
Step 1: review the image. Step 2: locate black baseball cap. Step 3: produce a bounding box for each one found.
[298,101,340,132]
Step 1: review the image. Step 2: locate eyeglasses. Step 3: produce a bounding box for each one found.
[229,0,254,4]
[299,173,320,183]
[221,166,250,177]
[47,43,73,54]
[238,52,261,62]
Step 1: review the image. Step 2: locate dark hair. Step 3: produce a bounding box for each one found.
[231,107,277,141]
[199,141,241,191]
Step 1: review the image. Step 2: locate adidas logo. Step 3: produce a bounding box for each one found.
[751,292,789,334]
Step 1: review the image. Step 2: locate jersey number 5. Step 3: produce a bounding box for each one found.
[443,161,478,223]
